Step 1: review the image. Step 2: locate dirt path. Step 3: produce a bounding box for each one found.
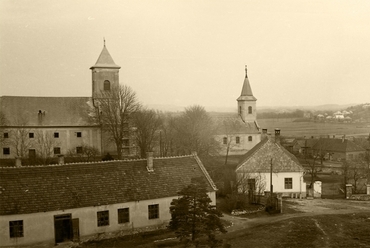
[221,198,370,234]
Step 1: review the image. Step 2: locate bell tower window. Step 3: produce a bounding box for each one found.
[104,80,111,91]
[248,106,252,114]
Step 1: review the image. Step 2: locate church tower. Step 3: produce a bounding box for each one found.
[237,66,257,122]
[90,42,121,100]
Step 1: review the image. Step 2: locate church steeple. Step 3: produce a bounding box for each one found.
[237,65,257,122]
[90,42,120,99]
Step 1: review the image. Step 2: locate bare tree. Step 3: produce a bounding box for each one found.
[90,84,141,159]
[34,131,60,165]
[157,112,177,157]
[343,159,367,193]
[132,108,162,158]
[217,118,241,165]
[67,143,99,162]
[174,105,219,156]
[10,117,32,159]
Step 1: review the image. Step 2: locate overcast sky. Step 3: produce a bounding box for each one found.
[1,0,370,110]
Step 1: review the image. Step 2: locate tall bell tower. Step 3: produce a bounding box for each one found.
[237,65,257,122]
[90,41,121,100]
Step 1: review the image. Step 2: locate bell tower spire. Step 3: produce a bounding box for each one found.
[90,42,120,99]
[237,65,257,122]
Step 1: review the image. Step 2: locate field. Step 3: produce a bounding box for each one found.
[257,118,370,138]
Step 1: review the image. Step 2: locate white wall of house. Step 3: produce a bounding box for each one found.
[216,133,261,156]
[237,171,306,197]
[0,192,216,247]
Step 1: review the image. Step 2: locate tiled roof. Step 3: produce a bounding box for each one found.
[0,155,217,215]
[0,96,94,126]
[312,138,366,153]
[294,139,318,149]
[236,137,304,173]
[214,117,260,135]
[90,45,120,69]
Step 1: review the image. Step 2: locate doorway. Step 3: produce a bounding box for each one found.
[54,214,72,243]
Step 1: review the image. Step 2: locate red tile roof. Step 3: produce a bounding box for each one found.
[0,155,216,215]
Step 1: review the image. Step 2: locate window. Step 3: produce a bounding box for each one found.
[76,132,82,138]
[76,146,83,154]
[29,132,34,138]
[248,106,252,114]
[54,147,61,155]
[248,136,252,141]
[239,106,242,115]
[285,178,293,189]
[104,80,111,91]
[29,149,36,158]
[4,132,9,139]
[9,220,23,238]
[223,137,227,145]
[3,147,10,155]
[123,139,129,147]
[97,210,109,226]
[118,208,130,224]
[236,136,240,144]
[54,132,59,138]
[148,204,159,219]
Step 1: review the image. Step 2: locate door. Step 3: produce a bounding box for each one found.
[54,214,72,243]
[72,218,80,242]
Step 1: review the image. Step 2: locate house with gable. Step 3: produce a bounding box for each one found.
[214,66,261,156]
[0,153,217,247]
[235,129,306,197]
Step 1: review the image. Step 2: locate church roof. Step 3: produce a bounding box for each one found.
[90,45,121,69]
[214,116,260,135]
[0,96,93,127]
[0,155,217,215]
[237,66,257,101]
[236,137,304,173]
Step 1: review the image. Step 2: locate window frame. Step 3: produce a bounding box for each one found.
[284,178,293,189]
[118,208,130,224]
[29,132,34,138]
[236,136,240,144]
[9,220,23,238]
[76,132,82,138]
[97,210,109,227]
[54,132,59,138]
[3,147,10,155]
[104,80,111,91]
[4,132,9,139]
[54,147,61,155]
[223,137,227,145]
[148,204,159,220]
[248,106,252,114]
[248,136,252,142]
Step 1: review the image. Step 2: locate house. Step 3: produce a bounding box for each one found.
[0,153,217,247]
[292,138,319,156]
[0,44,137,162]
[213,66,261,156]
[312,137,366,161]
[235,129,306,197]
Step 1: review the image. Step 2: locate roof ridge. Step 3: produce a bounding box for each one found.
[193,155,217,191]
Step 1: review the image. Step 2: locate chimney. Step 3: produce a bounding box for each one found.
[262,128,268,139]
[58,155,65,165]
[15,157,22,167]
[274,128,280,144]
[146,151,154,172]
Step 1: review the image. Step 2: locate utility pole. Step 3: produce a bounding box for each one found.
[270,158,273,208]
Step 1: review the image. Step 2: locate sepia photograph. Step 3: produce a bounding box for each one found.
[1,1,370,247]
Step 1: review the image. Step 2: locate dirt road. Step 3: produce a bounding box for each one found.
[222,198,370,233]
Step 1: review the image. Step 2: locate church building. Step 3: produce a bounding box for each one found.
[214,66,261,156]
[0,44,136,163]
